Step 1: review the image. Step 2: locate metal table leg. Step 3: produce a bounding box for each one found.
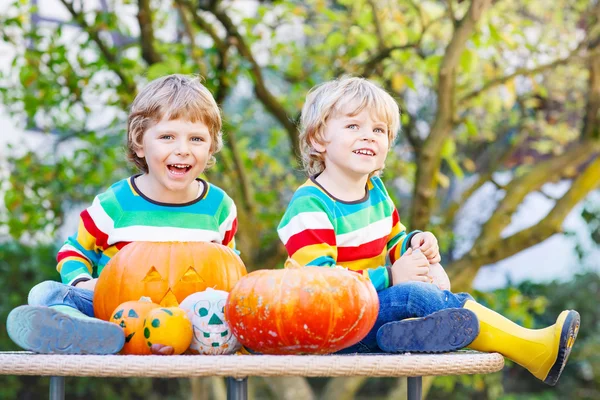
[50,376,65,400]
[226,377,248,400]
[407,376,422,400]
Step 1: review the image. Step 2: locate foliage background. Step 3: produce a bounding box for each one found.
[1,0,599,398]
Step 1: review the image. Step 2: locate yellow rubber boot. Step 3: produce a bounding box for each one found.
[463,300,580,386]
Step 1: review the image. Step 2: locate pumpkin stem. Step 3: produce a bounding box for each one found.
[284,258,303,269]
[139,296,153,303]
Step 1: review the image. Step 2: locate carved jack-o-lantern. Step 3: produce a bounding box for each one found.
[180,289,241,355]
[93,242,247,321]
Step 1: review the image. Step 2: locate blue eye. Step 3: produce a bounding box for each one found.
[199,307,208,317]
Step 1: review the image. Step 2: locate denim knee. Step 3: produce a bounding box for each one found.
[408,281,473,315]
[28,280,69,307]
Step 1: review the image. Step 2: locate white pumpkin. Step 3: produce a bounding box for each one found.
[179,288,241,355]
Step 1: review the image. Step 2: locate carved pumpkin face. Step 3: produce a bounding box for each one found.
[93,242,247,321]
[180,289,241,355]
[109,297,160,355]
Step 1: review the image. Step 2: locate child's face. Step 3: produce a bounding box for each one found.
[314,105,389,179]
[135,117,212,199]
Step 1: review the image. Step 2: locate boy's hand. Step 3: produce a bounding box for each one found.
[410,232,441,264]
[75,278,98,291]
[427,263,451,291]
[391,248,430,284]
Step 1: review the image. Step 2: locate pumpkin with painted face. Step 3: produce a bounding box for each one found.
[180,288,241,355]
[110,297,160,355]
[143,307,193,355]
[93,242,247,321]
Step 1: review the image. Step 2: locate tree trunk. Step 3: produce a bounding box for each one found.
[320,377,368,400]
[189,377,227,400]
[262,377,315,400]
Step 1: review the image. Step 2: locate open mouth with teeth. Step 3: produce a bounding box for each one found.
[167,164,192,175]
[353,149,376,156]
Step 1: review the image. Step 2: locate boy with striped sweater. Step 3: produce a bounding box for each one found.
[7,74,237,355]
[277,77,579,385]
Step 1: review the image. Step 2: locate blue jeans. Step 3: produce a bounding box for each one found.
[28,280,95,317]
[339,281,473,353]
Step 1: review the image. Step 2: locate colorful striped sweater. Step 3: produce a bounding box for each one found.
[277,176,419,292]
[56,175,237,285]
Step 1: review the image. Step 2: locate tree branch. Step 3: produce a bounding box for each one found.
[137,0,162,65]
[359,14,445,77]
[474,141,597,253]
[366,0,385,51]
[361,43,422,77]
[210,7,300,158]
[446,0,457,23]
[177,0,227,50]
[459,42,591,105]
[224,126,256,216]
[174,3,208,77]
[400,111,423,154]
[582,50,600,140]
[58,0,136,97]
[449,153,600,291]
[176,0,234,103]
[411,0,493,229]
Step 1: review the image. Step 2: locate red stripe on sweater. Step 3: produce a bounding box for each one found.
[81,210,109,250]
[116,241,131,250]
[56,250,85,263]
[337,236,387,262]
[392,208,400,225]
[285,228,337,257]
[223,218,238,246]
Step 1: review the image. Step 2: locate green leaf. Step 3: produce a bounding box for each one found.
[460,48,477,74]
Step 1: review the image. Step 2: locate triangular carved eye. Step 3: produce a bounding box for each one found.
[180,266,204,283]
[142,266,163,283]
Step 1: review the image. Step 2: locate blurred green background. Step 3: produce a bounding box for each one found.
[0,0,599,398]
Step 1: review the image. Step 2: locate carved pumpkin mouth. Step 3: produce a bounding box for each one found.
[160,289,180,307]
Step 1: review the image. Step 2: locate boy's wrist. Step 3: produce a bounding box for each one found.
[386,266,394,287]
[71,277,91,287]
[402,230,422,254]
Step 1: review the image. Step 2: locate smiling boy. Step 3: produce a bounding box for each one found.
[7,74,237,354]
[277,76,579,386]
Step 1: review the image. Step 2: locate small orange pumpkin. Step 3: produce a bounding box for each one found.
[110,297,160,355]
[225,259,379,354]
[143,307,193,355]
[93,242,247,321]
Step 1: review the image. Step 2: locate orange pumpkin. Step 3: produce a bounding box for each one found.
[94,242,247,321]
[225,260,379,354]
[110,297,160,355]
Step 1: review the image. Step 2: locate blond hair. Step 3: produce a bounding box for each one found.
[299,76,400,176]
[126,74,223,172]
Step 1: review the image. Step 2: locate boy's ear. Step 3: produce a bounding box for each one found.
[134,146,145,158]
[310,138,326,153]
